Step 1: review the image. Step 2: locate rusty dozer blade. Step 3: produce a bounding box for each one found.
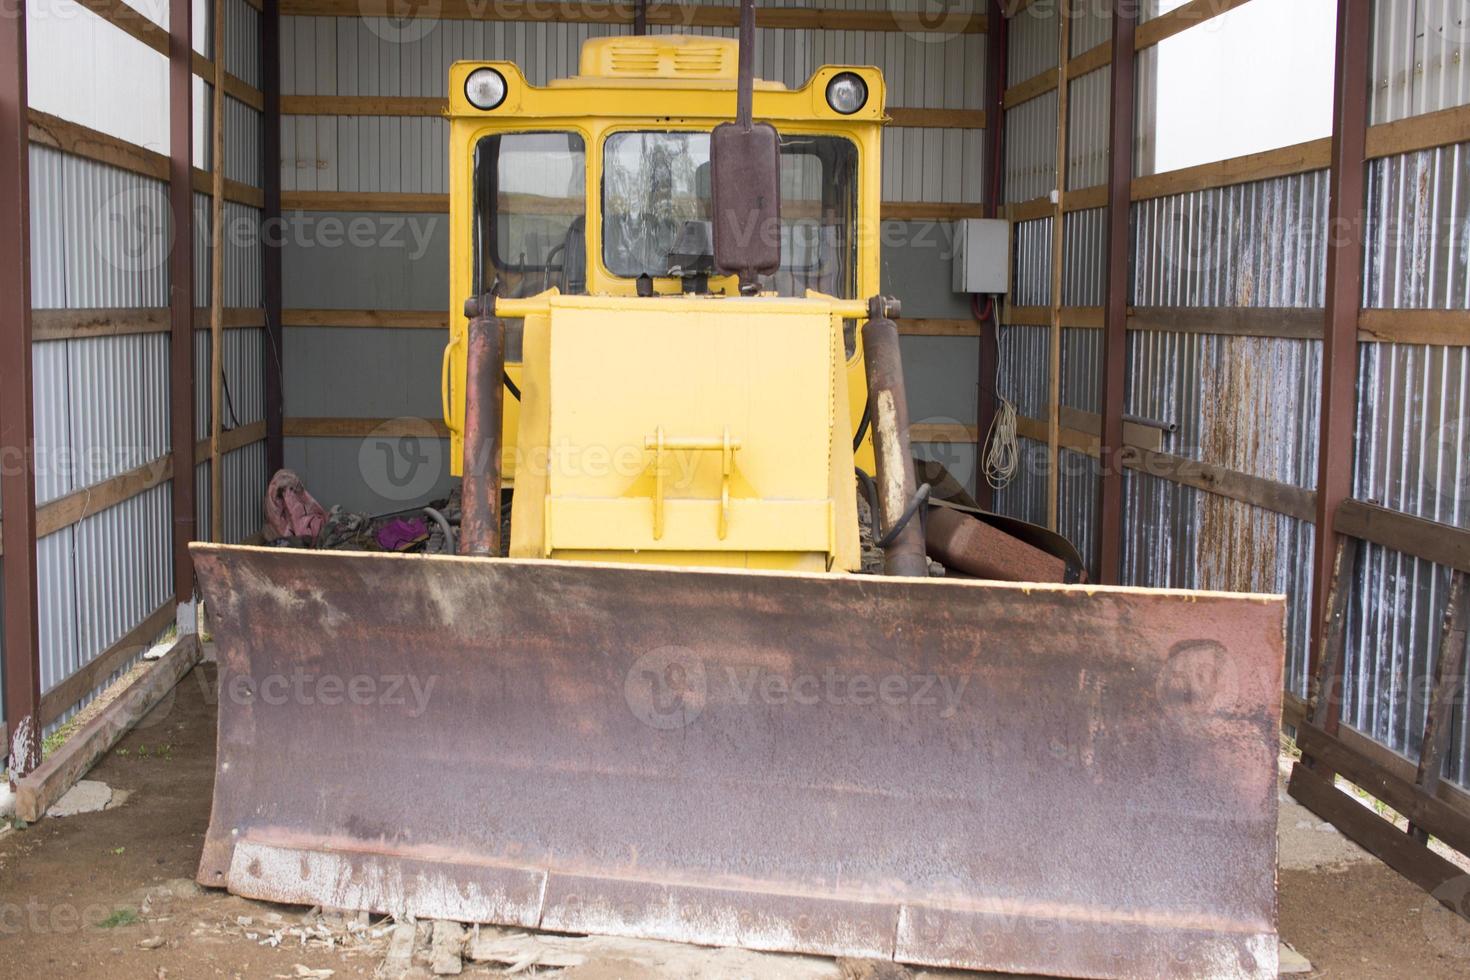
[194,544,1285,979]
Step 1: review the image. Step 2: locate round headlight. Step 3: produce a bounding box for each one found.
[825,72,868,115]
[465,68,507,111]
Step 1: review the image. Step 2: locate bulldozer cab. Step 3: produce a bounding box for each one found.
[443,38,885,495]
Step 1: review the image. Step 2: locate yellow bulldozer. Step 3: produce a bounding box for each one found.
[190,6,1287,977]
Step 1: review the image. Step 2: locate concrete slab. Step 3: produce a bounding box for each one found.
[45,779,113,818]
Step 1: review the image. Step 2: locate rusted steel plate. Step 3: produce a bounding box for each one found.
[193,544,1285,979]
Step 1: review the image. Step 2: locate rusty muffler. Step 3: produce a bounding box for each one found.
[194,544,1283,978]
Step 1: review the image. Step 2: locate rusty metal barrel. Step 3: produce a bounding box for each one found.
[861,296,927,577]
[460,297,505,557]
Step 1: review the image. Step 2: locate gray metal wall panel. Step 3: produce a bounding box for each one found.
[64,156,170,308]
[1011,216,1052,305]
[72,484,172,665]
[285,435,457,515]
[29,145,67,308]
[224,441,267,543]
[33,341,73,505]
[1069,3,1113,58]
[997,323,1048,419]
[226,98,263,189]
[282,210,449,309]
[880,220,973,319]
[1062,206,1105,307]
[901,335,979,426]
[1003,89,1058,203]
[992,434,1048,527]
[1133,172,1331,309]
[1344,546,1469,783]
[281,16,983,205]
[36,529,79,699]
[1057,447,1099,577]
[1365,142,1470,310]
[67,333,171,488]
[1061,326,1100,413]
[284,326,446,419]
[226,0,262,88]
[1370,0,1470,125]
[1066,66,1109,191]
[1006,6,1058,85]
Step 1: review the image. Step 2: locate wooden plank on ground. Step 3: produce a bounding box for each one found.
[14,635,201,823]
[1287,761,1470,920]
[37,601,177,728]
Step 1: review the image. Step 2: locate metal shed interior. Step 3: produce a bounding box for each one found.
[3,0,1470,964]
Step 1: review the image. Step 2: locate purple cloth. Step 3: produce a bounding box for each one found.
[377,517,429,551]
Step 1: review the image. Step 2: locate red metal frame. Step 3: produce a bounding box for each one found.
[262,0,284,476]
[1309,0,1371,680]
[169,0,197,605]
[0,0,42,777]
[1096,1,1135,585]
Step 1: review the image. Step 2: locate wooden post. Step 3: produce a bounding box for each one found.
[1045,8,1070,530]
[1408,572,1469,842]
[262,0,284,477]
[0,0,43,778]
[211,0,227,542]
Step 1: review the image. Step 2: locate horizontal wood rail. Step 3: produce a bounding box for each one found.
[31,306,266,341]
[279,190,984,220]
[195,419,269,460]
[286,417,453,438]
[0,456,174,554]
[71,0,264,110]
[1003,67,1058,110]
[1134,0,1254,51]
[1002,306,1469,346]
[28,109,264,208]
[1335,499,1470,575]
[282,309,980,337]
[36,600,177,730]
[280,0,986,33]
[280,96,984,129]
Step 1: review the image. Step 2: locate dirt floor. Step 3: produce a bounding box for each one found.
[3,664,1470,979]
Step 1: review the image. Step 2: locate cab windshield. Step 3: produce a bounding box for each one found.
[601,131,859,298]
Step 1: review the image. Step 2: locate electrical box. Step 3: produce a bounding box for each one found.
[952,218,1009,295]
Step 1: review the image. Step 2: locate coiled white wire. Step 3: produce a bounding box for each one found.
[983,318,1017,491]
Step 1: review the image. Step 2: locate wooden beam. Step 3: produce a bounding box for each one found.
[1365,101,1470,160]
[1296,720,1470,856]
[886,107,987,130]
[277,191,985,221]
[282,96,984,130]
[1068,40,1111,80]
[35,457,174,540]
[283,308,447,329]
[1127,447,1318,524]
[898,318,981,337]
[1410,571,1469,842]
[1045,11,1072,531]
[1335,499,1470,575]
[194,419,268,460]
[1128,306,1325,340]
[1135,0,1254,52]
[13,635,201,823]
[1132,137,1332,201]
[32,307,169,342]
[1288,762,1470,921]
[1064,183,1108,212]
[278,0,986,33]
[1004,195,1054,222]
[1358,308,1470,346]
[1003,67,1058,110]
[36,600,177,729]
[285,417,453,438]
[909,422,978,443]
[262,0,284,477]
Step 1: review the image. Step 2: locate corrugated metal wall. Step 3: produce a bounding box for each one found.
[998,0,1470,790]
[2,0,266,751]
[279,11,989,511]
